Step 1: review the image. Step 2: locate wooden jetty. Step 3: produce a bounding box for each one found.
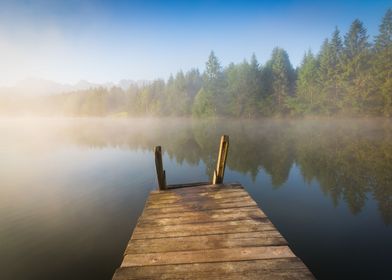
[112,136,314,279]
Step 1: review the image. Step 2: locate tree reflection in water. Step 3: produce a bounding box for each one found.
[63,118,392,224]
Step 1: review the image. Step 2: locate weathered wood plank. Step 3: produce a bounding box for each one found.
[145,195,255,209]
[114,268,313,280]
[147,190,249,205]
[143,200,257,215]
[112,183,314,280]
[126,231,287,254]
[148,192,250,203]
[113,258,314,280]
[121,246,296,267]
[132,219,276,239]
[136,217,271,231]
[138,207,266,226]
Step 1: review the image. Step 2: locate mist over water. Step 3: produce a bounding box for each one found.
[1,117,392,279]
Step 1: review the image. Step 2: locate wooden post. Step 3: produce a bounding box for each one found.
[155,146,167,190]
[212,135,229,184]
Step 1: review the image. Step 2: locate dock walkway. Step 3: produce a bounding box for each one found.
[112,183,314,279]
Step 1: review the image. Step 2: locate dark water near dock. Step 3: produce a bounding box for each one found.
[1,118,392,280]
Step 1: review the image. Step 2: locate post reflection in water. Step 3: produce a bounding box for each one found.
[63,118,392,225]
[0,118,391,280]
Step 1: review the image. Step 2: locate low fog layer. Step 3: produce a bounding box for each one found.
[1,117,392,224]
[0,9,391,118]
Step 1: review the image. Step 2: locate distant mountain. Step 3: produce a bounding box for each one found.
[118,79,150,90]
[0,78,151,96]
[0,78,70,96]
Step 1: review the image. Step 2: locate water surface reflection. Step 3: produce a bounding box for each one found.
[58,118,392,224]
[1,118,391,279]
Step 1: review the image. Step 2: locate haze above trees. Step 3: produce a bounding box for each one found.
[1,8,391,118]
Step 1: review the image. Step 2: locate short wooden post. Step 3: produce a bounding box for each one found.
[155,146,167,190]
[212,135,229,184]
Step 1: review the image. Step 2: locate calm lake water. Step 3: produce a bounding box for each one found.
[1,118,392,280]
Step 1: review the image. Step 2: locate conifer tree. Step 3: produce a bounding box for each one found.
[248,53,263,115]
[225,54,262,118]
[205,51,222,83]
[318,28,344,112]
[13,8,392,118]
[192,88,214,117]
[295,50,319,114]
[192,51,224,116]
[341,19,371,113]
[373,9,392,115]
[171,71,189,116]
[375,9,392,50]
[184,69,203,101]
[269,47,295,114]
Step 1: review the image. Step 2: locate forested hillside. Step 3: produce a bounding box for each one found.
[2,9,391,117]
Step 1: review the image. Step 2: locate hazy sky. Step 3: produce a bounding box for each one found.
[0,0,390,86]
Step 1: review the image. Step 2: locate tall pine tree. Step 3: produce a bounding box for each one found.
[317,28,344,113]
[373,9,392,115]
[225,54,262,118]
[269,47,295,114]
[295,50,319,114]
[192,51,224,117]
[341,19,371,114]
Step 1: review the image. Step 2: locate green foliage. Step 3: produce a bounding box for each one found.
[192,88,215,117]
[344,19,370,59]
[373,9,392,116]
[63,119,392,224]
[293,50,320,114]
[224,55,262,118]
[318,28,344,113]
[203,51,226,115]
[165,71,191,115]
[340,20,372,114]
[267,47,296,114]
[205,51,222,83]
[11,7,392,118]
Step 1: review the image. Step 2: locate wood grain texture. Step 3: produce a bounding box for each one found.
[113,259,315,280]
[132,219,276,239]
[146,195,254,209]
[112,183,314,280]
[147,190,249,205]
[138,207,266,226]
[125,231,287,254]
[122,246,295,267]
[143,200,257,215]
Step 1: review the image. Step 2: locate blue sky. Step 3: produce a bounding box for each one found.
[0,0,390,86]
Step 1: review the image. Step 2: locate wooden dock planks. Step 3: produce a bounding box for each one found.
[112,183,315,279]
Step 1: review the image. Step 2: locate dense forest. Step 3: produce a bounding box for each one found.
[1,8,391,117]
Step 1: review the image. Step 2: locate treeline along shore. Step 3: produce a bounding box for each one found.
[1,8,391,118]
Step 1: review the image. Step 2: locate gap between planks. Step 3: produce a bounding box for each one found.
[138,207,266,226]
[126,231,287,254]
[112,183,315,279]
[113,258,314,280]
